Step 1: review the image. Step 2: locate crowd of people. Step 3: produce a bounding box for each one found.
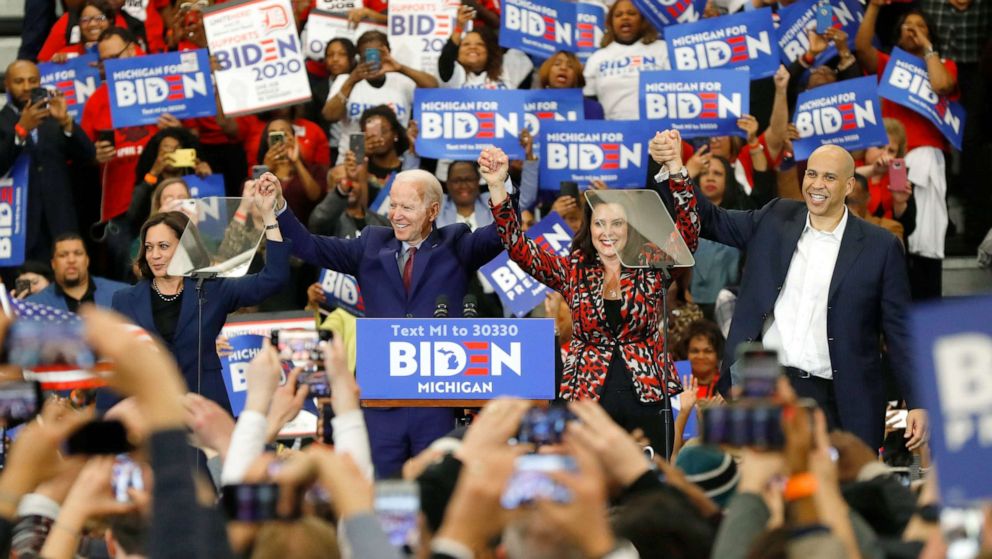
[1,0,991,556]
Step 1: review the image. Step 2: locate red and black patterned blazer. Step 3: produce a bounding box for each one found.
[491,180,700,404]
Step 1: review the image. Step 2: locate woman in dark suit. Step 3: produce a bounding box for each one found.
[480,139,699,452]
[109,177,290,412]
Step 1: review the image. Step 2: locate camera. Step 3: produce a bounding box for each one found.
[29,87,50,108]
[500,454,576,509]
[0,381,43,425]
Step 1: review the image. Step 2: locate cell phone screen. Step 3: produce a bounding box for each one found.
[4,320,96,371]
[349,133,365,162]
[500,455,576,509]
[375,481,420,550]
[251,164,269,179]
[0,381,43,425]
[111,455,144,503]
[221,484,282,522]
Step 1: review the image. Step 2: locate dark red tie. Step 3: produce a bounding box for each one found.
[403,247,417,292]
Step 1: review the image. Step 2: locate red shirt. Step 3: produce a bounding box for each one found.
[876,51,958,152]
[695,373,720,399]
[38,13,129,62]
[868,176,895,219]
[81,85,157,221]
[245,118,331,168]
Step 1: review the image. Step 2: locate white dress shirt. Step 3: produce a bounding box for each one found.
[762,209,849,379]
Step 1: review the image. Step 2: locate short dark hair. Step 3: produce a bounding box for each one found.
[356,30,389,51]
[676,319,725,362]
[97,26,137,46]
[15,260,53,282]
[52,233,86,256]
[135,211,190,279]
[892,9,942,55]
[613,489,716,559]
[359,105,410,156]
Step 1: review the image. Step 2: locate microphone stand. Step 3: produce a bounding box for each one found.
[191,271,216,477]
[658,266,674,462]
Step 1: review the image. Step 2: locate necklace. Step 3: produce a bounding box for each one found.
[152,278,183,302]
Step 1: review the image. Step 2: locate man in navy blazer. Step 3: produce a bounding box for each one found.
[265,168,509,477]
[650,133,926,451]
[27,234,127,312]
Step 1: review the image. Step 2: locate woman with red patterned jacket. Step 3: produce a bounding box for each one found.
[478,135,699,454]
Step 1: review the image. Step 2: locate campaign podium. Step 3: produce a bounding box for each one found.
[356,317,557,407]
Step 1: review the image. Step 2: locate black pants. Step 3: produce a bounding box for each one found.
[784,368,841,431]
[598,351,674,457]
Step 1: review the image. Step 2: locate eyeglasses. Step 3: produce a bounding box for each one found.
[98,41,133,65]
[80,14,108,24]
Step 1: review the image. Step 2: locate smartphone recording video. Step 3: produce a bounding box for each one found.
[112,455,144,503]
[375,481,420,552]
[4,320,96,371]
[736,343,781,399]
[349,133,366,162]
[0,381,43,425]
[66,420,134,455]
[515,406,574,446]
[220,483,301,521]
[500,454,576,509]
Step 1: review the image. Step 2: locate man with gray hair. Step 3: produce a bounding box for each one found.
[263,162,514,478]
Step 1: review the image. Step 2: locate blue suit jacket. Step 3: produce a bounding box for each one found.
[677,183,916,448]
[28,277,127,311]
[110,240,291,411]
[277,208,504,318]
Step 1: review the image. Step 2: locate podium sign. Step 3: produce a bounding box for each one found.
[356,318,556,400]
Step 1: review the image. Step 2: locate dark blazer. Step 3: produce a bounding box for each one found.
[27,276,128,311]
[111,239,291,410]
[0,106,95,260]
[278,207,504,318]
[665,180,917,448]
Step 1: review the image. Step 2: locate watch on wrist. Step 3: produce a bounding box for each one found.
[672,166,689,180]
[924,47,938,59]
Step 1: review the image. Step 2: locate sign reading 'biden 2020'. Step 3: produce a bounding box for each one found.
[539,120,650,189]
[105,50,216,128]
[356,318,556,399]
[413,89,526,160]
[666,8,779,79]
[639,69,749,138]
[792,76,887,161]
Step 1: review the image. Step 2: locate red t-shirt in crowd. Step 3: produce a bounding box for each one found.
[81,85,157,221]
[868,176,895,219]
[695,374,720,399]
[37,13,129,62]
[876,51,958,152]
[245,118,331,168]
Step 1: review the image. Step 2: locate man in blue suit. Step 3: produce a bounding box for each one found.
[650,132,926,451]
[264,167,511,477]
[28,234,127,312]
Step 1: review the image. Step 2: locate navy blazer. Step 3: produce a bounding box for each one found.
[277,207,504,318]
[660,179,916,448]
[0,105,96,260]
[111,240,291,410]
[27,277,128,311]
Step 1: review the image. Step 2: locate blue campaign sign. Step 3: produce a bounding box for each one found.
[632,0,705,31]
[667,8,780,79]
[106,49,217,128]
[0,156,29,267]
[910,296,992,505]
[220,334,266,416]
[521,89,584,155]
[356,318,556,400]
[792,76,887,161]
[413,89,526,160]
[38,54,101,122]
[0,155,29,267]
[318,268,366,316]
[479,213,573,317]
[640,69,749,138]
[182,174,226,198]
[878,48,965,151]
[540,119,652,189]
[777,0,863,66]
[500,0,577,59]
[575,2,606,61]
[671,360,699,440]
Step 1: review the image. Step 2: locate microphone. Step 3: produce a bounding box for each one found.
[434,294,449,318]
[462,294,479,318]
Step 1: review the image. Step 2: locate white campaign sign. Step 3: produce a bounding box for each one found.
[315,0,361,12]
[387,0,461,75]
[203,0,312,116]
[302,10,387,61]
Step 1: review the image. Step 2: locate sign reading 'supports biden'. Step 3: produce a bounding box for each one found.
[639,69,749,138]
[356,318,556,400]
[105,49,216,128]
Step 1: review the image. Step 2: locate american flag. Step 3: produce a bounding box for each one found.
[10,296,80,322]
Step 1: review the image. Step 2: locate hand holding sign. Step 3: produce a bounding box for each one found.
[905,408,929,451]
[807,28,829,58]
